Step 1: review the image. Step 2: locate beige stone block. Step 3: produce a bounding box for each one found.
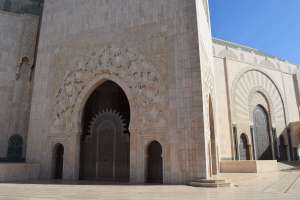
[220,160,278,173]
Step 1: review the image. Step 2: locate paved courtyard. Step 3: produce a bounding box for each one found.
[0,168,300,200]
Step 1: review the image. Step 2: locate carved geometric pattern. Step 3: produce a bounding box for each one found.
[53,46,166,132]
[232,70,285,130]
[88,109,126,137]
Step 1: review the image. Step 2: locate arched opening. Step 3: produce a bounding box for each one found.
[279,135,288,161]
[253,105,273,160]
[146,141,163,184]
[53,143,64,179]
[209,97,218,175]
[7,134,23,162]
[79,80,130,182]
[239,134,250,160]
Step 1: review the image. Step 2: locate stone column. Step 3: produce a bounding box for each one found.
[248,145,254,160]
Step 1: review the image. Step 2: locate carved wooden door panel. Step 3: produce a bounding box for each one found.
[97,121,115,181]
[253,106,273,160]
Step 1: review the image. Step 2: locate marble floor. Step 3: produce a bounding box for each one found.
[0,170,299,200]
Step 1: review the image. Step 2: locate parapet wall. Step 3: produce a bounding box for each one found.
[213,38,299,75]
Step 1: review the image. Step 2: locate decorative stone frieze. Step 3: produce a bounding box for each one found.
[53,46,167,133]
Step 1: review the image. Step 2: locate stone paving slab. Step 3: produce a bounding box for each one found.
[0,171,299,200]
[0,184,299,200]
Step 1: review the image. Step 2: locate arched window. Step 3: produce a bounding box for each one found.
[7,134,23,162]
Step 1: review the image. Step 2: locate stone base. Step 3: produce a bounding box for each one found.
[220,160,278,173]
[0,163,40,182]
[190,178,232,188]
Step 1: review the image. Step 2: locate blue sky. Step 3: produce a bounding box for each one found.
[209,0,300,65]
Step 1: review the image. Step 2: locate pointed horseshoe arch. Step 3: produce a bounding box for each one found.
[79,80,131,182]
[239,134,250,160]
[232,69,286,128]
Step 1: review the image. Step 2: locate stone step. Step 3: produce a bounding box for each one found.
[190,181,232,188]
[192,178,228,184]
[189,178,232,188]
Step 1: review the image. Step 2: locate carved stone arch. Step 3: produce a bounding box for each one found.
[238,132,250,144]
[231,68,286,105]
[144,139,164,157]
[238,133,250,160]
[231,69,287,132]
[248,88,275,126]
[52,46,166,181]
[52,46,166,135]
[72,75,135,135]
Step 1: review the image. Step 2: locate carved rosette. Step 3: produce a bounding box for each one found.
[52,46,166,133]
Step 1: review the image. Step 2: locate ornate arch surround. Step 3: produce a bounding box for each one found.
[231,69,287,131]
[52,45,166,136]
[73,75,134,134]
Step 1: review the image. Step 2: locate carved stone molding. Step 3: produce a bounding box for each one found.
[52,46,167,134]
[231,69,286,134]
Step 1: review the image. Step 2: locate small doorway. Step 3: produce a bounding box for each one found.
[7,134,23,162]
[239,134,250,160]
[53,144,64,179]
[279,135,288,161]
[146,141,163,184]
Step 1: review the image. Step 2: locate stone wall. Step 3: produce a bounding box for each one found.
[27,0,212,184]
[0,11,39,159]
[195,0,216,175]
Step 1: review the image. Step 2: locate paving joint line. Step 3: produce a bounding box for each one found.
[284,173,300,193]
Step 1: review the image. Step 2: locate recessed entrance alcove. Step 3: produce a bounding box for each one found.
[79,80,130,182]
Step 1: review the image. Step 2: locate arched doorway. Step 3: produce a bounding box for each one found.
[53,143,64,179]
[80,80,130,182]
[7,134,23,162]
[253,105,273,160]
[209,97,218,175]
[279,135,288,161]
[239,134,250,160]
[147,141,163,184]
